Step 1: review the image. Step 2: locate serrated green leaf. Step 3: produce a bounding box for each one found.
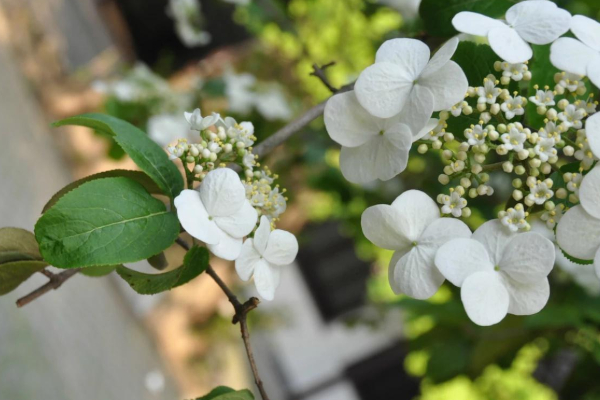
[52,113,184,199]
[0,227,42,264]
[560,248,594,265]
[452,42,499,86]
[0,260,48,295]
[526,44,560,129]
[79,265,118,277]
[419,0,512,37]
[116,246,209,294]
[42,170,163,213]
[35,177,180,269]
[193,386,255,400]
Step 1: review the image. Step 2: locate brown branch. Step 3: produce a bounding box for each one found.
[16,268,81,308]
[176,237,270,400]
[310,62,338,94]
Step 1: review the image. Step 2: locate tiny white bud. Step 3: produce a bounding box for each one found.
[503,161,514,173]
[438,174,450,185]
[556,188,567,199]
[515,165,526,175]
[418,144,428,154]
[513,190,523,201]
[460,177,472,188]
[563,145,574,156]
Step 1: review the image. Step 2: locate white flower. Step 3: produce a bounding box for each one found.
[324,90,436,183]
[501,126,526,151]
[550,15,600,89]
[254,85,293,121]
[435,220,555,326]
[534,137,557,162]
[147,114,194,147]
[235,216,298,300]
[500,62,528,81]
[224,68,257,114]
[167,0,211,47]
[555,72,585,93]
[465,124,486,146]
[184,108,220,131]
[174,168,258,260]
[583,113,600,160]
[440,191,468,218]
[529,89,555,107]
[500,204,528,232]
[361,190,471,299]
[477,75,502,105]
[167,139,189,160]
[540,204,564,230]
[558,104,586,129]
[500,95,526,119]
[576,99,597,115]
[527,181,554,205]
[453,1,571,63]
[566,173,583,194]
[355,37,467,119]
[539,120,561,141]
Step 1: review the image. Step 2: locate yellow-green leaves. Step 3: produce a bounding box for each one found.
[193,386,255,400]
[35,177,179,269]
[0,228,47,295]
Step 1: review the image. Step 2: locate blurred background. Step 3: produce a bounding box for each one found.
[1,0,600,399]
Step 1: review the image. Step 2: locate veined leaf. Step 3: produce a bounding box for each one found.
[0,260,48,295]
[117,246,209,294]
[0,227,42,264]
[35,177,180,269]
[80,265,118,277]
[193,386,255,400]
[452,42,499,87]
[52,113,184,199]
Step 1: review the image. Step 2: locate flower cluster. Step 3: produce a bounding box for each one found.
[170,108,297,300]
[324,1,600,325]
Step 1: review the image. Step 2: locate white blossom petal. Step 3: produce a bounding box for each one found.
[396,86,435,136]
[174,189,220,245]
[263,229,298,266]
[451,12,506,36]
[488,26,533,63]
[418,61,468,111]
[235,239,260,281]
[324,91,380,147]
[199,168,245,217]
[254,259,280,301]
[207,229,244,261]
[503,276,550,315]
[586,112,600,159]
[374,38,430,79]
[461,271,509,326]
[419,218,472,255]
[391,190,440,242]
[361,204,412,251]
[390,246,445,299]
[388,250,407,294]
[253,215,271,255]
[595,248,600,280]
[414,118,440,141]
[587,56,600,90]
[435,238,493,287]
[421,37,459,77]
[571,15,600,51]
[507,1,571,45]
[556,205,600,260]
[213,200,258,238]
[499,232,555,284]
[550,38,599,76]
[580,165,600,219]
[472,220,514,266]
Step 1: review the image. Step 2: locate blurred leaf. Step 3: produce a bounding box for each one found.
[148,252,168,271]
[0,260,48,295]
[116,246,209,294]
[525,303,585,329]
[53,113,184,199]
[42,170,163,213]
[35,177,179,269]
[527,44,560,129]
[0,227,42,264]
[201,78,227,97]
[193,386,254,400]
[452,42,499,86]
[419,0,512,37]
[79,265,118,277]
[426,337,471,382]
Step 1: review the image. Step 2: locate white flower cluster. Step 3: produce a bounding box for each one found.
[166,0,211,47]
[170,109,297,300]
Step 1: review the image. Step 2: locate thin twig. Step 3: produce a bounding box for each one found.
[310,62,337,94]
[16,268,81,308]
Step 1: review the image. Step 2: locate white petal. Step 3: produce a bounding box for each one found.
[435,238,493,287]
[390,246,445,299]
[571,15,600,51]
[375,38,430,79]
[200,168,245,217]
[254,259,280,301]
[207,229,244,261]
[507,1,571,45]
[324,91,379,147]
[488,26,533,63]
[253,215,271,255]
[361,204,412,251]
[587,56,600,90]
[339,134,410,183]
[174,189,220,245]
[451,12,506,36]
[235,239,260,281]
[396,85,435,136]
[550,38,598,76]
[499,232,555,284]
[586,112,600,159]
[472,219,515,266]
[354,62,414,118]
[388,250,407,294]
[556,205,600,260]
[263,229,298,266]
[414,118,439,141]
[580,165,600,219]
[391,190,440,242]
[461,271,509,326]
[418,61,468,111]
[419,217,472,250]
[213,200,258,238]
[503,276,550,315]
[421,37,459,77]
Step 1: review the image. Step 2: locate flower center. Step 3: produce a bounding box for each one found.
[494,265,500,271]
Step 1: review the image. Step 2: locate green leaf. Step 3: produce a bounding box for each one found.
[560,249,594,265]
[52,113,184,199]
[0,227,42,264]
[0,260,48,295]
[116,246,209,294]
[42,170,163,213]
[148,252,168,271]
[35,177,180,269]
[419,0,512,37]
[193,386,255,400]
[526,44,560,129]
[452,42,499,86]
[79,265,118,277]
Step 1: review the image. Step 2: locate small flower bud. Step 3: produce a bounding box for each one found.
[517,149,529,160]
[558,99,569,110]
[524,197,535,207]
[546,108,558,120]
[490,103,500,115]
[460,177,472,188]
[569,193,579,203]
[515,165,526,175]
[513,178,522,188]
[471,164,483,174]
[498,124,507,133]
[556,188,567,199]
[432,140,442,150]
[513,190,523,201]
[540,163,552,174]
[503,161,514,173]
[457,151,468,161]
[529,158,541,168]
[193,164,203,174]
[438,174,450,185]
[442,150,453,160]
[474,153,486,163]
[544,201,556,211]
[418,144,428,154]
[563,145,574,156]
[477,102,487,112]
[469,188,478,198]
[185,156,195,163]
[537,105,547,115]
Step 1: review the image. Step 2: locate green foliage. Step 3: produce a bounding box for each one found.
[193,386,255,400]
[527,44,560,129]
[79,265,118,277]
[35,177,180,269]
[452,42,499,87]
[0,228,47,295]
[116,246,209,294]
[419,0,513,37]
[148,252,168,271]
[559,249,594,265]
[42,170,163,213]
[0,261,48,295]
[52,113,184,199]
